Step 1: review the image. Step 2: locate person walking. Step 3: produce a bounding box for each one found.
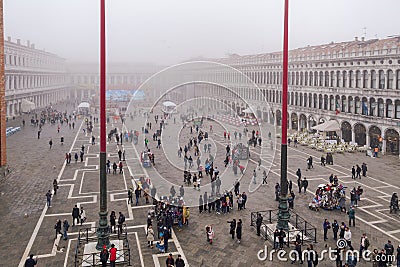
[348,206,356,227]
[110,211,117,233]
[256,213,263,236]
[24,254,38,267]
[54,219,62,239]
[118,161,123,174]
[46,190,52,207]
[127,188,133,205]
[53,179,58,195]
[100,245,109,267]
[118,212,125,235]
[175,254,185,267]
[80,207,86,225]
[296,168,302,193]
[49,138,53,149]
[302,177,308,194]
[112,162,117,174]
[62,219,70,240]
[227,219,236,239]
[109,244,117,267]
[252,169,257,184]
[355,164,362,179]
[72,205,80,226]
[323,219,331,241]
[359,233,370,256]
[344,227,353,250]
[199,195,203,213]
[351,166,356,179]
[147,225,155,248]
[361,162,367,177]
[236,219,242,244]
[332,219,339,240]
[166,253,175,267]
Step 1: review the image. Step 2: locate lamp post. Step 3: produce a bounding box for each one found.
[277,0,290,231]
[96,0,110,250]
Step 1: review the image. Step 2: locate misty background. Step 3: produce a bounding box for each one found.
[4,0,399,65]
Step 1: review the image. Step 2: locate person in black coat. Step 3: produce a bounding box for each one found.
[256,213,263,236]
[227,219,236,239]
[236,219,242,244]
[175,254,185,267]
[24,254,38,267]
[72,205,80,226]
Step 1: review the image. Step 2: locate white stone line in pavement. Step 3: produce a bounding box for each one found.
[18,120,85,267]
[387,229,400,234]
[134,232,145,267]
[63,238,73,267]
[79,170,99,194]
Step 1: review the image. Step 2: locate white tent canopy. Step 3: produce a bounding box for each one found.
[311,120,340,132]
[20,99,35,113]
[242,107,253,114]
[78,102,90,108]
[162,101,177,107]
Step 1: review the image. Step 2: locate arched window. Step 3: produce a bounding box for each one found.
[349,71,353,88]
[363,70,368,88]
[378,98,384,117]
[386,99,393,118]
[379,70,385,89]
[371,70,377,88]
[314,71,318,86]
[300,72,303,85]
[348,96,354,113]
[288,72,292,85]
[295,72,299,85]
[305,72,308,85]
[325,71,329,87]
[319,71,323,86]
[397,70,400,89]
[336,71,341,87]
[330,71,335,87]
[395,100,400,119]
[355,97,361,114]
[309,72,313,86]
[342,71,347,87]
[356,71,361,88]
[387,70,394,89]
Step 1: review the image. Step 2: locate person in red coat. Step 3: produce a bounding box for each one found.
[109,244,117,267]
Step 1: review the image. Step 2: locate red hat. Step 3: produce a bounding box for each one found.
[103,245,107,249]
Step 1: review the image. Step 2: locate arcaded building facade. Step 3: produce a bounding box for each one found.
[211,37,400,155]
[4,37,70,117]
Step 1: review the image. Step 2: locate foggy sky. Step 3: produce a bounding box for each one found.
[4,0,399,65]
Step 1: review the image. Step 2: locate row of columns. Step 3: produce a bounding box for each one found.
[6,89,68,117]
[5,74,65,90]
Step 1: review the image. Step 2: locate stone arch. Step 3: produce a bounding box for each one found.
[341,121,352,142]
[354,123,366,146]
[367,125,380,149]
[299,114,307,131]
[276,109,282,126]
[262,107,268,122]
[385,128,399,155]
[308,115,317,131]
[291,113,298,131]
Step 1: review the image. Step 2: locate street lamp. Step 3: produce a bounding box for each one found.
[277,0,290,231]
[96,0,110,250]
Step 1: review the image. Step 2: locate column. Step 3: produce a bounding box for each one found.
[351,130,355,144]
[366,133,370,148]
